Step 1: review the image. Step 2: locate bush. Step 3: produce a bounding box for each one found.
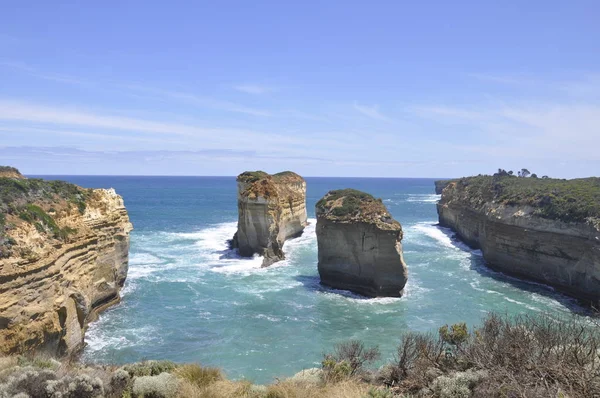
[132,372,179,398]
[325,340,381,377]
[45,374,104,398]
[174,364,223,389]
[0,367,57,397]
[122,360,177,377]
[109,369,131,397]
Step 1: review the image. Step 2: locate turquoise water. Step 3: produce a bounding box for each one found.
[39,176,586,383]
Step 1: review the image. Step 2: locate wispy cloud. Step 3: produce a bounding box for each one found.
[352,103,393,122]
[0,60,91,85]
[233,84,274,95]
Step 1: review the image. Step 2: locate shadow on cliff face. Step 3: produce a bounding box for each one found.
[436,226,591,315]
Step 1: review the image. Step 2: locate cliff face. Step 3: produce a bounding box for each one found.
[437,176,600,305]
[0,171,132,356]
[316,189,408,297]
[231,171,307,267]
[434,180,451,194]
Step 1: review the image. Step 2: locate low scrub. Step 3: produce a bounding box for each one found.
[1,313,598,397]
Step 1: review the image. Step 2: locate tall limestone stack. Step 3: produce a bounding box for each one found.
[437,174,600,306]
[316,189,408,297]
[231,171,308,267]
[0,167,132,355]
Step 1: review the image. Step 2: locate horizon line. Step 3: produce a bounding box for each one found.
[27,174,454,179]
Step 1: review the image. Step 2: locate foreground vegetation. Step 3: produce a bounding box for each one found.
[1,312,598,397]
[441,173,600,223]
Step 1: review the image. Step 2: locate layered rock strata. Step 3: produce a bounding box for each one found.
[0,169,132,355]
[316,189,408,297]
[230,171,307,267]
[437,175,600,305]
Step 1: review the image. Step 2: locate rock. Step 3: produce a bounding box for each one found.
[316,189,408,297]
[0,173,132,356]
[434,180,452,194]
[0,166,25,179]
[437,176,600,306]
[230,171,307,267]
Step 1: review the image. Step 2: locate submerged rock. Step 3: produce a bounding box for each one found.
[315,189,408,297]
[0,168,132,355]
[230,171,307,267]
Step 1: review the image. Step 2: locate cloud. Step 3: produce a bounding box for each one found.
[125,85,272,117]
[0,60,91,85]
[233,84,274,95]
[352,103,393,122]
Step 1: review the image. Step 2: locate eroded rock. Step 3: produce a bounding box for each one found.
[230,171,307,267]
[0,169,132,355]
[316,189,408,297]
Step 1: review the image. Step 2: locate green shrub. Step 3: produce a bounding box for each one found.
[0,367,57,398]
[122,361,177,378]
[45,374,104,398]
[132,372,179,398]
[441,174,600,223]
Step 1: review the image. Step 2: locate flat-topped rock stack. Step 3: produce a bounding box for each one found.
[315,189,408,297]
[230,171,308,267]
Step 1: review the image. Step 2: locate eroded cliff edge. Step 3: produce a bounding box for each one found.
[316,189,408,297]
[437,174,600,305]
[0,169,132,355]
[230,171,307,267]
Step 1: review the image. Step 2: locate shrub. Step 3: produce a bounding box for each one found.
[109,369,131,397]
[45,374,104,398]
[173,364,223,389]
[430,370,487,398]
[132,372,179,398]
[325,340,381,377]
[0,367,57,397]
[122,360,177,377]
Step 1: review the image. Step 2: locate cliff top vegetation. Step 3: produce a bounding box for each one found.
[440,174,600,223]
[316,189,401,230]
[237,170,305,199]
[0,171,90,257]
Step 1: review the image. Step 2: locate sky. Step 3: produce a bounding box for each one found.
[1,1,599,178]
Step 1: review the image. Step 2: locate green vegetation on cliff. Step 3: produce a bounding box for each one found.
[443,174,600,223]
[0,168,90,256]
[316,189,378,218]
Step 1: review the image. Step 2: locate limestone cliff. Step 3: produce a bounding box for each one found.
[437,175,600,305]
[0,169,132,355]
[230,171,307,267]
[316,189,408,297]
[434,180,451,195]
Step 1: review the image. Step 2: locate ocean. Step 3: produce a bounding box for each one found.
[36,176,587,384]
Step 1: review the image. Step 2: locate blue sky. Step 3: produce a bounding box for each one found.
[1,1,599,177]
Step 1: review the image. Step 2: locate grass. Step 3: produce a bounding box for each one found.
[442,174,600,223]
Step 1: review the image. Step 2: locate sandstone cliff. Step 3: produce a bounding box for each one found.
[316,189,408,297]
[0,169,132,355]
[437,175,600,305]
[231,171,307,267]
